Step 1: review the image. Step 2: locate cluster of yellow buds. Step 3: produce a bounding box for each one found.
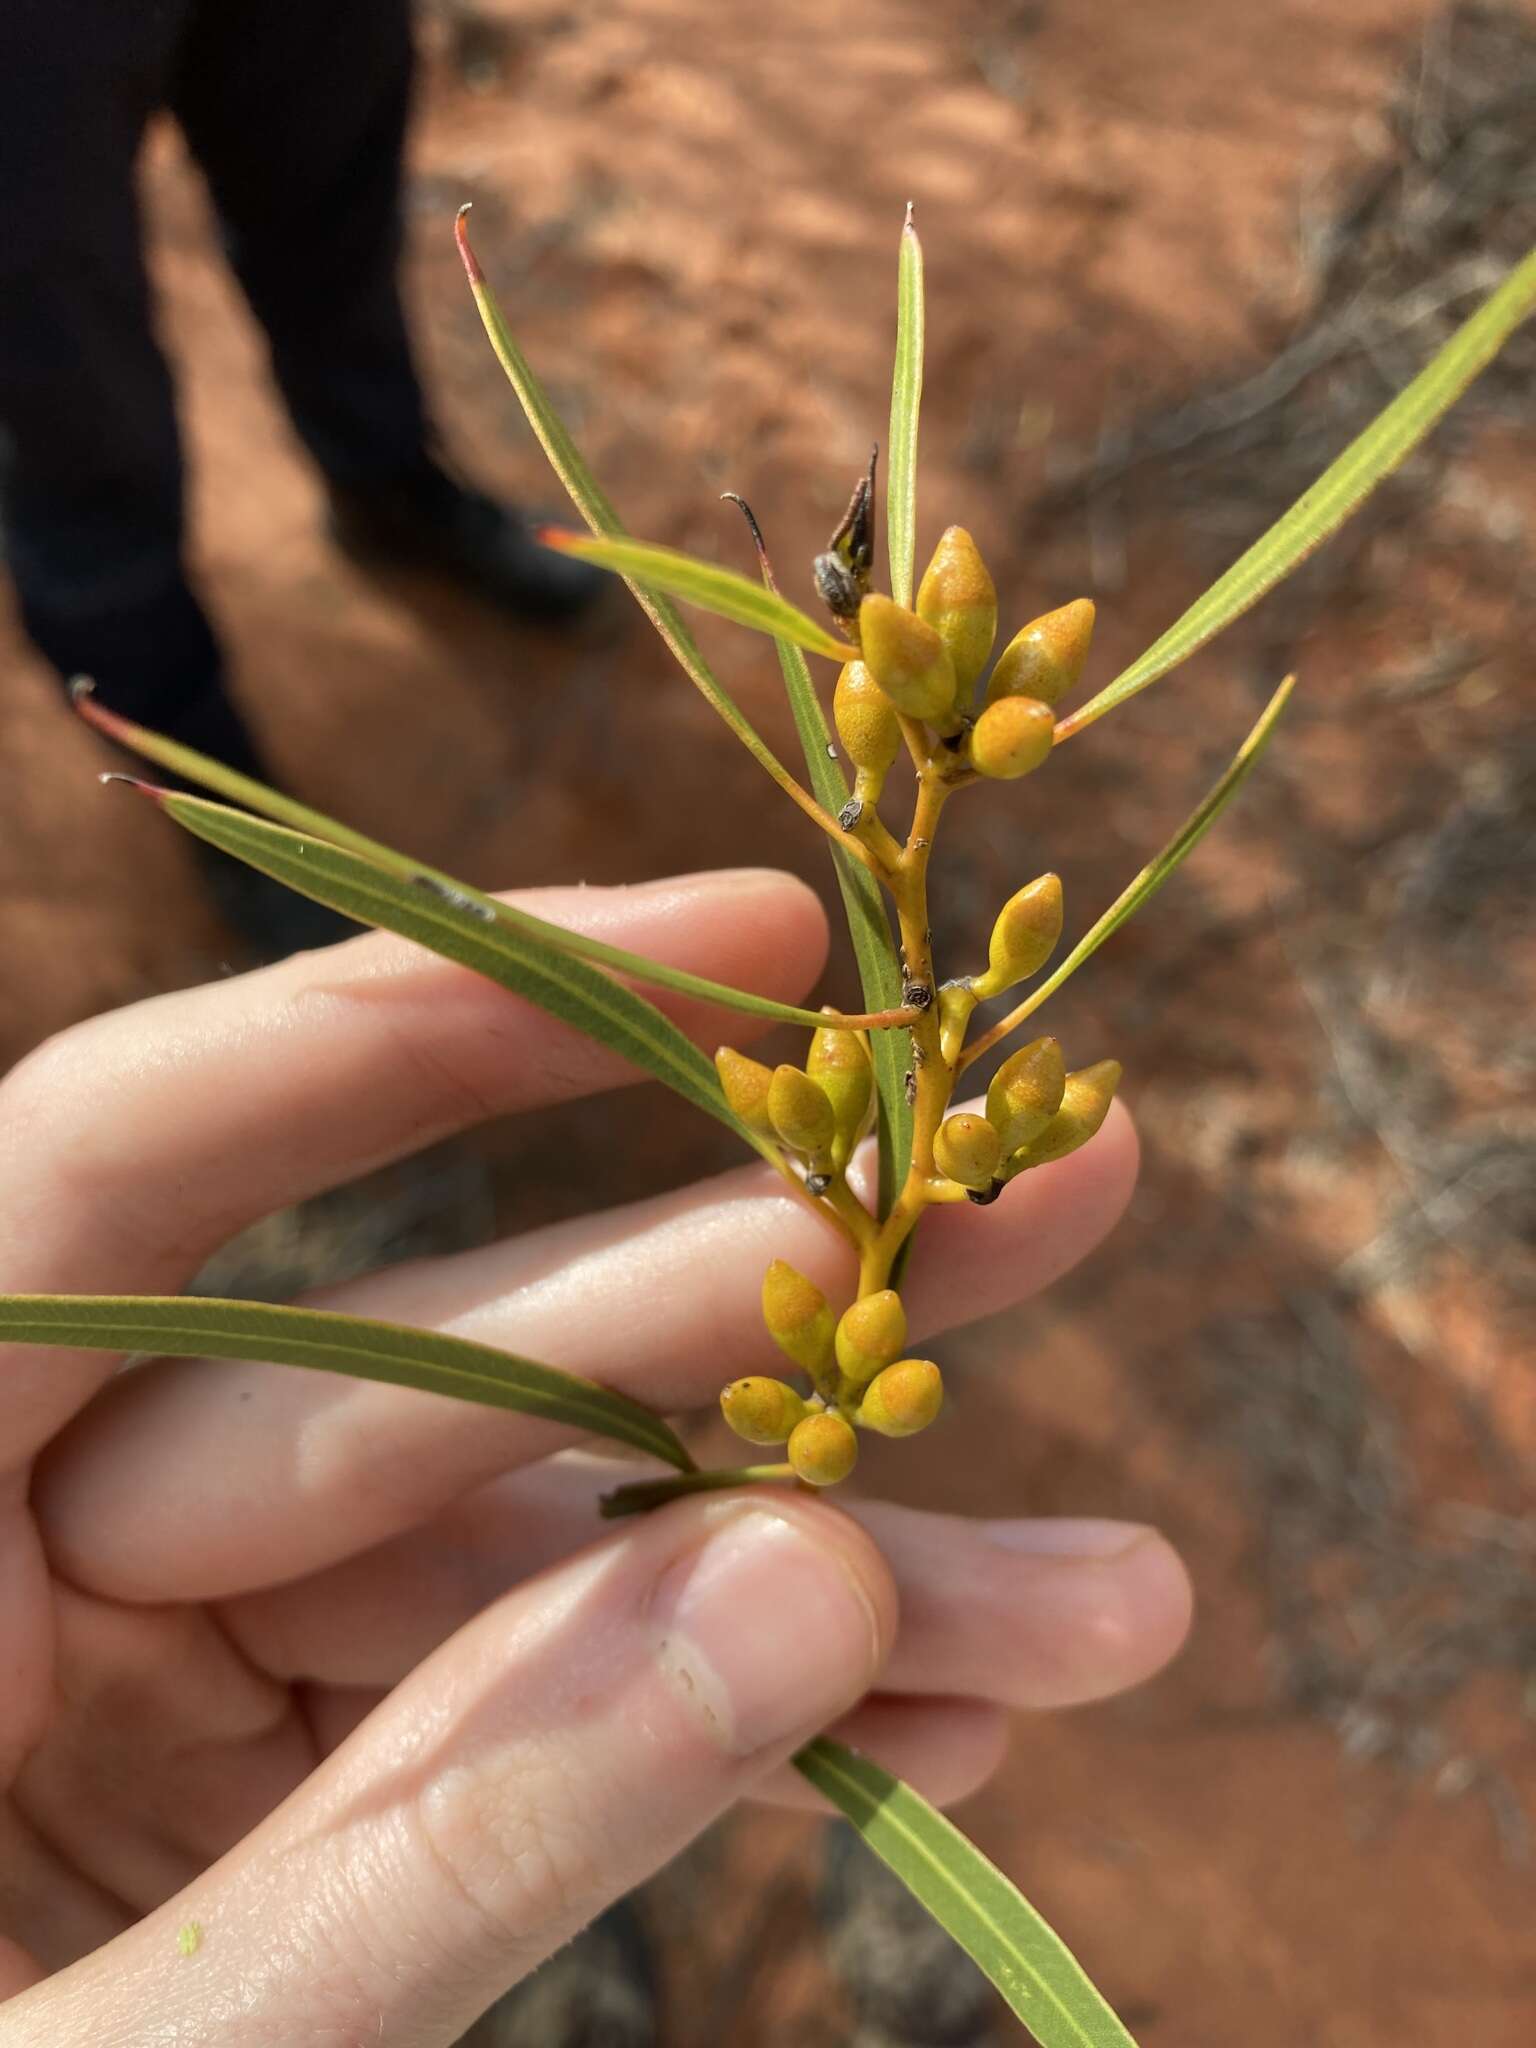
[713,514,1120,1491]
[720,1263,943,1484]
[938,1040,1121,1203]
[839,522,1096,786]
[715,1015,874,1196]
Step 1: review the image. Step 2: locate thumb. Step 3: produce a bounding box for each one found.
[6,1494,893,2048]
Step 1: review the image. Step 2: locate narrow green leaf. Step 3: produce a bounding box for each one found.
[0,1296,694,1472]
[454,210,820,805]
[145,789,765,1152]
[796,1739,1137,2047]
[84,697,895,1037]
[721,500,913,1216]
[541,529,856,663]
[963,676,1294,1069]
[887,204,925,608]
[1061,248,1536,738]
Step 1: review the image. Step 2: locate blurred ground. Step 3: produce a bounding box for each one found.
[2,1,1534,2042]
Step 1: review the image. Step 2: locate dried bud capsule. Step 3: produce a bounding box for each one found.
[969,874,1063,1002]
[715,1047,775,1139]
[761,1259,837,1377]
[767,1063,837,1171]
[1011,1059,1121,1170]
[917,525,997,696]
[985,1035,1067,1155]
[858,592,957,723]
[787,1410,859,1485]
[807,1019,874,1164]
[833,660,901,774]
[834,1288,907,1387]
[857,1358,944,1438]
[720,1375,810,1446]
[987,599,1096,709]
[970,695,1055,780]
[933,1112,1003,1191]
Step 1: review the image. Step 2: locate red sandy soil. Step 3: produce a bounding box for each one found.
[2,3,1533,2042]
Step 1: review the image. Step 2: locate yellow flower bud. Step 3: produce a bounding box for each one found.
[933,1112,1003,1191]
[720,1375,810,1446]
[970,695,1055,780]
[761,1259,836,1378]
[807,1018,873,1166]
[787,1410,859,1486]
[834,1288,907,1387]
[1011,1059,1121,1170]
[767,1063,837,1171]
[987,599,1096,709]
[858,592,957,723]
[985,1035,1067,1155]
[916,525,997,696]
[857,1358,944,1438]
[833,661,900,774]
[969,874,1063,1003]
[715,1046,775,1139]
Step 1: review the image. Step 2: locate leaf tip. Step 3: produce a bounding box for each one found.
[453,202,484,286]
[99,771,167,805]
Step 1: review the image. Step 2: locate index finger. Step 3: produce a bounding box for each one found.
[0,867,828,1471]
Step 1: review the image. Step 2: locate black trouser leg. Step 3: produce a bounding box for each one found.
[169,0,430,488]
[0,1,258,765]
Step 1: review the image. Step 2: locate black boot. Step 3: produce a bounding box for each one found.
[327,455,608,621]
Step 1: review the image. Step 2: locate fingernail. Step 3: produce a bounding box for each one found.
[650,1506,881,1757]
[982,1517,1153,1561]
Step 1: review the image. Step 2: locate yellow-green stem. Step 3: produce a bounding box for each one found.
[857,762,959,1291]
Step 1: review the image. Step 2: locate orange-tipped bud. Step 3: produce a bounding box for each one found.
[985,1035,1067,1155]
[858,592,957,723]
[767,1063,837,1171]
[834,661,900,774]
[857,1358,944,1437]
[933,1112,1003,1191]
[969,874,1063,1002]
[715,1047,775,1139]
[970,695,1055,780]
[807,1018,873,1165]
[787,1410,859,1485]
[917,525,997,696]
[761,1259,836,1378]
[720,1375,811,1446]
[834,1288,907,1387]
[1010,1059,1121,1170]
[987,599,1096,709]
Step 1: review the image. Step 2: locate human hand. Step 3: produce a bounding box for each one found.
[0,868,1190,2044]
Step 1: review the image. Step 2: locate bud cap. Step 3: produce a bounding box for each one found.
[1010,1058,1121,1170]
[917,525,997,696]
[787,1410,859,1485]
[986,1036,1067,1155]
[767,1064,837,1168]
[933,1112,1004,1191]
[987,599,1096,709]
[834,1288,908,1386]
[970,695,1055,780]
[833,661,900,773]
[715,1047,775,1139]
[761,1259,836,1377]
[857,1358,944,1438]
[858,592,958,723]
[971,874,1063,1001]
[721,1376,810,1445]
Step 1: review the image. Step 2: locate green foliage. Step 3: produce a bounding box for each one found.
[0,1296,695,1471]
[797,1740,1137,2047]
